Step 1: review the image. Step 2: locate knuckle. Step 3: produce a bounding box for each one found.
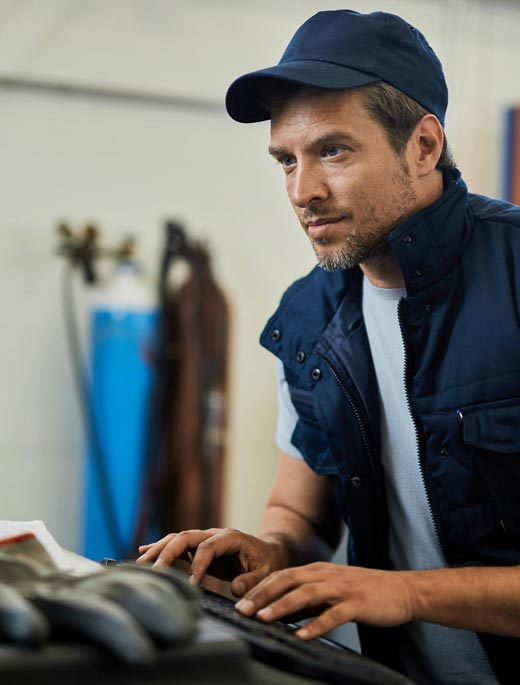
[310,561,327,572]
[162,533,176,543]
[302,583,319,600]
[197,540,212,551]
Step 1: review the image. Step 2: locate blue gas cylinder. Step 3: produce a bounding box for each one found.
[83,261,157,561]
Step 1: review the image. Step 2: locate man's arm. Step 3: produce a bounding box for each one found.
[257,451,343,568]
[137,452,342,597]
[235,561,520,639]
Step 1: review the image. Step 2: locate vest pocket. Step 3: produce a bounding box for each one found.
[462,400,520,543]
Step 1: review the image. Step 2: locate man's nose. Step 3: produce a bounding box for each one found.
[289,163,328,208]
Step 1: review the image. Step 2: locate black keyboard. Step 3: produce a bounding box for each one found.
[200,588,412,685]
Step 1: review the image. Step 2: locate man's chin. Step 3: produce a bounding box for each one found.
[316,255,357,272]
[313,246,358,271]
[313,239,392,272]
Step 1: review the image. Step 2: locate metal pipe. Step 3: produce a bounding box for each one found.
[0,75,224,113]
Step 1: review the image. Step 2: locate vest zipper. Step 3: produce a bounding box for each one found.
[397,298,444,556]
[398,301,500,684]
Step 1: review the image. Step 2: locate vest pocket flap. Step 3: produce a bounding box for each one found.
[462,403,520,453]
[288,386,320,425]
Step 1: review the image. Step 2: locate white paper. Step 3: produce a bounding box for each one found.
[0,520,100,575]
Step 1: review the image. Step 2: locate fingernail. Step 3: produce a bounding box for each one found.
[257,607,273,620]
[296,628,309,639]
[234,581,245,595]
[235,599,255,614]
[188,575,196,585]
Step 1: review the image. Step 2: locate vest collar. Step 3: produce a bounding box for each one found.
[388,168,470,296]
[261,169,470,370]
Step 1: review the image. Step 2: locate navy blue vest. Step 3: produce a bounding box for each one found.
[260,170,520,683]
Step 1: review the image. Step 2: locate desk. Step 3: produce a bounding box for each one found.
[0,618,324,685]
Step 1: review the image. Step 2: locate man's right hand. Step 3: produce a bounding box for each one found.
[136,528,287,598]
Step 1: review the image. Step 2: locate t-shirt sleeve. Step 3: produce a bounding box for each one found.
[275,359,304,460]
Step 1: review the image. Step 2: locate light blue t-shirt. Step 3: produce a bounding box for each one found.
[275,275,497,685]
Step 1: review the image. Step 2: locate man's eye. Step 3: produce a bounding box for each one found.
[322,145,343,157]
[280,155,296,168]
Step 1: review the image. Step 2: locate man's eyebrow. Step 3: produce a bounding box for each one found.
[268,130,359,157]
[268,144,291,158]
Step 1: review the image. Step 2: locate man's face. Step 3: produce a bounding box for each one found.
[269,88,418,271]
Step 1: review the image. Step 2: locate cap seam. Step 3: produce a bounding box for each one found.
[366,12,387,74]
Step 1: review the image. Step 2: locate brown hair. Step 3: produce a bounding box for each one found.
[358,81,455,171]
[261,79,456,171]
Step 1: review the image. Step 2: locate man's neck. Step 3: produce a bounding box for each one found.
[361,170,444,289]
[361,254,405,289]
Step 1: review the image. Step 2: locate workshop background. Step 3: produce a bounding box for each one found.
[0,0,519,555]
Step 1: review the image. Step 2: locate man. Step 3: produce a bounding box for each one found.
[138,10,520,684]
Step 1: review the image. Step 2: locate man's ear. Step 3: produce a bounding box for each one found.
[409,114,444,177]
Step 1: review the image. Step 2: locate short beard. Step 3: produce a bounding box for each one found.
[314,231,391,271]
[308,158,416,272]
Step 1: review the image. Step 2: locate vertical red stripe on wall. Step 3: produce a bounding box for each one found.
[512,109,520,205]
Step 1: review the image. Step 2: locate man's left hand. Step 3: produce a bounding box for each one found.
[235,562,415,639]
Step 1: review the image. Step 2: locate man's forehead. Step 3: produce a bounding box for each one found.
[269,88,370,145]
[270,87,367,126]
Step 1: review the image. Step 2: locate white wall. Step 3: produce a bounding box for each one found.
[0,0,520,553]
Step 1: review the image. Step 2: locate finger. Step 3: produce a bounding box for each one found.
[255,583,324,623]
[152,530,217,569]
[138,529,222,564]
[231,567,271,597]
[136,533,176,563]
[236,569,301,616]
[243,565,318,604]
[295,604,352,640]
[189,530,246,584]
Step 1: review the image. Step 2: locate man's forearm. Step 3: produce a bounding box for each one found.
[257,504,337,568]
[408,565,520,636]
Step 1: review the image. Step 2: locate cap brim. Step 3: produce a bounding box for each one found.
[225,60,381,123]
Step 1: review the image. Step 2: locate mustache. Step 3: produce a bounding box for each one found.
[301,206,354,223]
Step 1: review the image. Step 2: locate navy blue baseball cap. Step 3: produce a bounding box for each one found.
[225,10,448,126]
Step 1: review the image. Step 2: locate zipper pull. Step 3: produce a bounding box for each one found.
[456,409,464,423]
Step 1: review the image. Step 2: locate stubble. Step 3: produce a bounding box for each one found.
[308,160,417,272]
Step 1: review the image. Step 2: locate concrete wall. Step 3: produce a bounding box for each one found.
[0,0,519,553]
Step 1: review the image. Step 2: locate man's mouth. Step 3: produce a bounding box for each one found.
[305,217,344,240]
